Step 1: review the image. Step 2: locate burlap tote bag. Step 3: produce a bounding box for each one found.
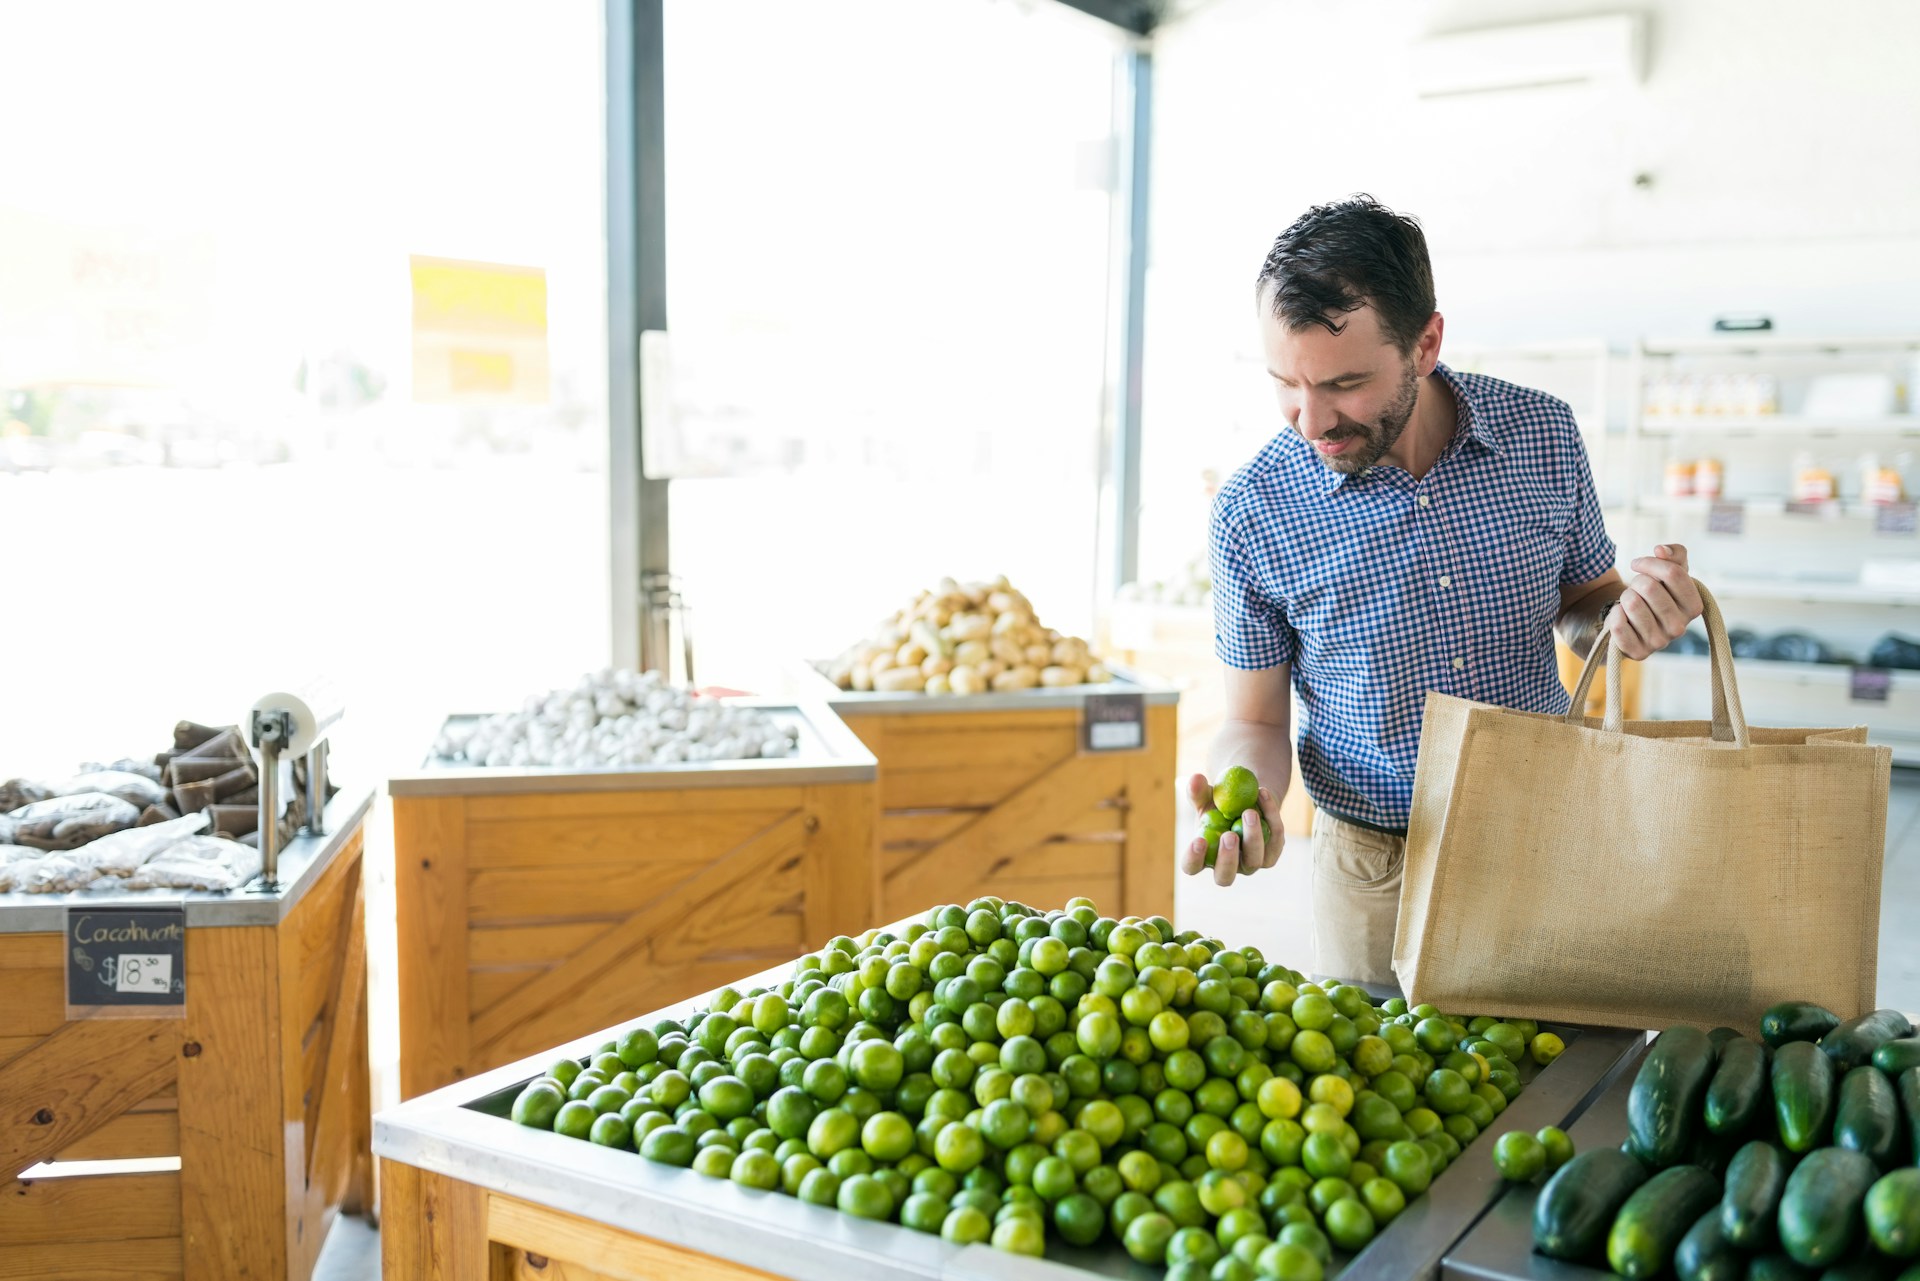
[1393,582,1890,1035]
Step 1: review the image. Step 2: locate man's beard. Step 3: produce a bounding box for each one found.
[1309,363,1421,476]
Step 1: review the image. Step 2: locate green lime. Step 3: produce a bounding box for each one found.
[1301,1131,1352,1180]
[850,1040,904,1093]
[942,1204,992,1244]
[837,1172,893,1221]
[640,1124,695,1167]
[1324,1197,1377,1251]
[766,1086,818,1141]
[1213,767,1260,819]
[863,1111,915,1163]
[1361,1176,1406,1224]
[1443,1113,1480,1147]
[511,1082,565,1129]
[1530,1032,1566,1066]
[730,1148,781,1190]
[1291,994,1336,1032]
[588,1112,632,1149]
[935,1123,986,1173]
[1168,1224,1223,1268]
[900,1190,948,1233]
[807,1107,860,1158]
[991,1215,1046,1257]
[1536,1126,1575,1172]
[692,1145,735,1179]
[1290,1031,1336,1075]
[780,1153,821,1195]
[802,1059,847,1104]
[1492,1130,1546,1181]
[1381,1140,1433,1196]
[1123,1210,1178,1264]
[1052,1191,1104,1246]
[554,1100,596,1140]
[1055,1128,1103,1174]
[1257,1242,1326,1281]
[797,1167,842,1206]
[1423,1068,1471,1115]
[1032,1155,1077,1201]
[1196,1168,1247,1216]
[697,1075,752,1122]
[1155,1179,1207,1229]
[1414,1017,1457,1055]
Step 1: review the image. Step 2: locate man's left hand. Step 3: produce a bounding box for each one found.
[1609,543,1703,659]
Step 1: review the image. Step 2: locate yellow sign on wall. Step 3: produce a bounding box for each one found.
[409,255,549,405]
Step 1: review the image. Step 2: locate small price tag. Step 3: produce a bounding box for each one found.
[113,954,174,994]
[1850,667,1893,703]
[1706,502,1746,536]
[66,906,186,1014]
[1784,500,1835,518]
[1082,693,1146,753]
[1876,502,1918,537]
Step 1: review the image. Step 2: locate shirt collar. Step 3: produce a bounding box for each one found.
[1309,360,1501,494]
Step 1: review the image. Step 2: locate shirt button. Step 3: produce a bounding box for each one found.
[1451,656,1465,670]
[1438,575,1452,588]
[1417,495,1431,507]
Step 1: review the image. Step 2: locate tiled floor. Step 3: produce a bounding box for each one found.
[310,770,1920,1279]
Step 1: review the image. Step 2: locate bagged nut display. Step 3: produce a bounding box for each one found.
[0,716,337,892]
[823,575,1111,695]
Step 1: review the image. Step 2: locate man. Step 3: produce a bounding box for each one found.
[1179,195,1702,988]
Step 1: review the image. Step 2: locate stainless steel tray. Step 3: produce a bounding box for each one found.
[0,788,373,932]
[387,701,877,796]
[1442,1035,1655,1281]
[376,947,1647,1280]
[800,662,1181,716]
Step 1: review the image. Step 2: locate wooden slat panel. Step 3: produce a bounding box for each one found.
[127,1092,177,1114]
[469,861,723,925]
[467,811,791,871]
[0,969,68,1039]
[883,839,1122,896]
[0,1019,178,1181]
[469,920,619,968]
[1121,705,1179,920]
[464,788,803,823]
[0,1237,182,1280]
[380,1160,492,1281]
[289,830,361,1047]
[802,783,875,948]
[882,753,1127,917]
[875,725,1079,774]
[883,766,1035,811]
[878,810,981,848]
[177,925,284,1277]
[469,812,809,1057]
[0,1037,41,1072]
[490,1189,788,1281]
[0,1172,181,1246]
[54,1110,179,1162]
[0,934,59,969]
[871,707,1078,736]
[395,796,474,1099]
[469,968,543,1013]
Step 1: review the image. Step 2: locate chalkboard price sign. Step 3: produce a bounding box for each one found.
[1083,693,1147,753]
[66,906,187,1012]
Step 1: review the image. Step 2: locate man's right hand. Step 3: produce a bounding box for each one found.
[1178,772,1284,888]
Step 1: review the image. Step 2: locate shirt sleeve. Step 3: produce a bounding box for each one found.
[1560,419,1616,585]
[1210,499,1295,669]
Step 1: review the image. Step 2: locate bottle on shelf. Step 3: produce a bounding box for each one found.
[1791,451,1836,503]
[1694,457,1724,500]
[1664,459,1696,498]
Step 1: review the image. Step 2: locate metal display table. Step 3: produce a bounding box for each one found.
[374,947,1648,1281]
[1442,1035,1656,1280]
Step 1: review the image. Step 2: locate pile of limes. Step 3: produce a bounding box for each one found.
[507,898,1551,1281]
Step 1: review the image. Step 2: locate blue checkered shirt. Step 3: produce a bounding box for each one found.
[1210,362,1617,829]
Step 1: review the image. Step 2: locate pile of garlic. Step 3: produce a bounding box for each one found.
[434,670,798,768]
[825,576,1110,696]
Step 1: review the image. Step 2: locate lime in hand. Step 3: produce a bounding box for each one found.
[1213,766,1261,820]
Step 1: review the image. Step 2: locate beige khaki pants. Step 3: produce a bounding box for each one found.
[1311,813,1406,990]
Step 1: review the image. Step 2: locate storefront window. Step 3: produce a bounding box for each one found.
[659,0,1127,686]
[0,4,610,773]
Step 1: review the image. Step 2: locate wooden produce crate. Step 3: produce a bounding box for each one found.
[388,704,878,1101]
[810,671,1179,923]
[0,792,373,1281]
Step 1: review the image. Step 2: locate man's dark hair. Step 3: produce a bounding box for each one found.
[1255,195,1435,355]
